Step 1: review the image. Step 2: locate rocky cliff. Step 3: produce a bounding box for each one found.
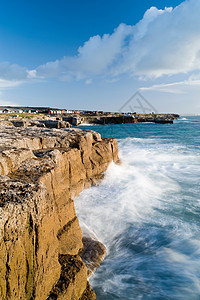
[0,125,118,300]
[63,114,179,126]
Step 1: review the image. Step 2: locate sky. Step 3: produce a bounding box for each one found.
[0,0,200,114]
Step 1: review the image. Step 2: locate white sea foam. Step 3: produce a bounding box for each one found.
[76,138,192,242]
[75,133,200,299]
[78,123,95,126]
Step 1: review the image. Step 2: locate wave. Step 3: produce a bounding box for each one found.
[78,123,95,126]
[75,134,200,299]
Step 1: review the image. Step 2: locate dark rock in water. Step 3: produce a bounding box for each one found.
[79,224,106,277]
[81,236,106,277]
[67,114,179,126]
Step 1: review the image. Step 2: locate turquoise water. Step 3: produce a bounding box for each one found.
[75,116,200,300]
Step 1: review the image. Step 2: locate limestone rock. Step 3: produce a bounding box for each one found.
[0,117,71,129]
[0,126,118,299]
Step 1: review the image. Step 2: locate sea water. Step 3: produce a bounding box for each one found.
[75,116,200,300]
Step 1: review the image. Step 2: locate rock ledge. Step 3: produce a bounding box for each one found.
[0,125,118,300]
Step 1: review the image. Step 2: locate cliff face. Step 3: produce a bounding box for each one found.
[63,114,179,126]
[0,126,118,300]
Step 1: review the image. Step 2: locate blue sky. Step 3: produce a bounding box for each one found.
[0,0,200,113]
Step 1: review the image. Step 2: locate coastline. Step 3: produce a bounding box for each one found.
[63,113,179,126]
[75,117,200,299]
[0,124,118,299]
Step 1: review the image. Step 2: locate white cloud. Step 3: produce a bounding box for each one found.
[140,82,186,94]
[126,0,200,78]
[131,6,173,41]
[0,62,28,81]
[140,77,200,94]
[85,79,92,85]
[27,70,37,78]
[0,79,23,88]
[36,23,133,80]
[34,0,200,81]
[1,0,200,90]
[0,62,31,90]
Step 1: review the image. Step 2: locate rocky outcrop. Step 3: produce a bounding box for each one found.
[62,116,84,126]
[82,114,179,125]
[7,119,71,129]
[0,125,118,300]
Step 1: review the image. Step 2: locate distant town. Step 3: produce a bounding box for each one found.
[0,106,180,125]
[0,106,135,115]
[0,106,86,115]
[0,106,173,116]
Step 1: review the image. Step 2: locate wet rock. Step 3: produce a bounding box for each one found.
[81,237,106,277]
[79,225,106,277]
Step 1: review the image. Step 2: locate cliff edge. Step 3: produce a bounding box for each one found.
[0,125,118,300]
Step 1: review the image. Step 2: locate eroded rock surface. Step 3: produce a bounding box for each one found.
[0,116,71,129]
[0,125,118,300]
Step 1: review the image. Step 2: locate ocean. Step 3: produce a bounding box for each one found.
[75,116,200,300]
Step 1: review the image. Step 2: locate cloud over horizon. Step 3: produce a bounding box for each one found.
[0,62,32,90]
[33,0,200,82]
[0,0,200,90]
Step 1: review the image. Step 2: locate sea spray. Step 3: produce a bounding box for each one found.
[75,117,200,299]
